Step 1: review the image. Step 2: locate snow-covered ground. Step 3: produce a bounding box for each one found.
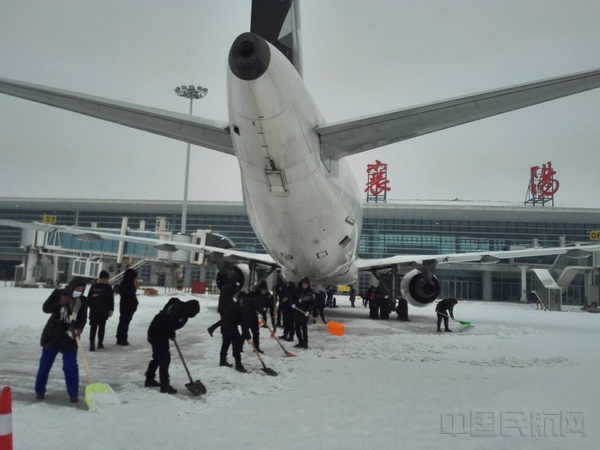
[0,285,597,449]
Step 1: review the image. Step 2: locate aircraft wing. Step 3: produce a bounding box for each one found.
[0,77,235,156]
[0,219,276,266]
[317,68,600,160]
[356,244,600,271]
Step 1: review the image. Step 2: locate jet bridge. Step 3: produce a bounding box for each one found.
[13,217,230,286]
[531,249,599,311]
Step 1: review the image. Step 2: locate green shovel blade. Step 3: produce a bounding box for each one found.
[85,382,120,411]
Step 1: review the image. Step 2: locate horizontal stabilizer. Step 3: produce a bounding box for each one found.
[317,68,600,159]
[0,77,235,155]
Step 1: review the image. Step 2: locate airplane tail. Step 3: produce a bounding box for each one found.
[251,0,302,77]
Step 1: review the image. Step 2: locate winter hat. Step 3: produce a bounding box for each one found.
[64,277,87,296]
[300,277,310,285]
[183,300,200,318]
[98,270,110,279]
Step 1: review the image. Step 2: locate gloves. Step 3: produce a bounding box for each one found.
[305,312,310,317]
[67,327,81,339]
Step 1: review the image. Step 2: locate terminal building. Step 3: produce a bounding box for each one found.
[1,197,599,308]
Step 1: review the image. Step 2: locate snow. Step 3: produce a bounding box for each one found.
[0,286,598,449]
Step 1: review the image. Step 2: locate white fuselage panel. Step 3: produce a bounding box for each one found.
[227,41,361,284]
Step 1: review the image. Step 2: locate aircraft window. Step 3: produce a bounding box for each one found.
[233,125,240,135]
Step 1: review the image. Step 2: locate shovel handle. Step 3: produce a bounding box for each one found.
[292,305,323,324]
[75,336,94,385]
[173,338,195,383]
[264,322,296,357]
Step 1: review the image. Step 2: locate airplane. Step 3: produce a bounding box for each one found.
[2,0,600,309]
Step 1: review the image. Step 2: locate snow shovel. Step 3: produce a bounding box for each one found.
[75,336,120,411]
[172,338,207,396]
[248,339,278,376]
[437,311,472,326]
[263,322,296,357]
[293,306,345,336]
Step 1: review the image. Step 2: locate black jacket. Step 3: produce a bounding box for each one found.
[217,283,238,315]
[39,278,88,353]
[293,286,315,322]
[279,282,296,313]
[435,298,456,318]
[246,288,275,327]
[87,281,115,322]
[119,269,139,315]
[147,298,199,342]
[220,297,254,340]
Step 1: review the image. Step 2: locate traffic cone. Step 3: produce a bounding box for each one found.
[0,386,13,450]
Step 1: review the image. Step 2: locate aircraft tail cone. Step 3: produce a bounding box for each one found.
[229,32,271,81]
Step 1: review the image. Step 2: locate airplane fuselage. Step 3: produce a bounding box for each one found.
[227,33,361,285]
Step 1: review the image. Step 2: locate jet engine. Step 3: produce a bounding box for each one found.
[215,263,250,293]
[400,269,441,308]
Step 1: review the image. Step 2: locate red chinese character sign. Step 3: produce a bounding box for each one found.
[365,159,391,203]
[524,161,560,206]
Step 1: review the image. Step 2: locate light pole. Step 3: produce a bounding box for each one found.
[174,85,208,233]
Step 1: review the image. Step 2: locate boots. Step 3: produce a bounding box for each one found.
[98,341,104,349]
[160,385,177,394]
[89,341,95,352]
[145,378,161,387]
[145,363,160,387]
[235,359,247,373]
[220,357,233,368]
[445,328,453,332]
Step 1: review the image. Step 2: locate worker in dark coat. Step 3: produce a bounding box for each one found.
[87,270,114,351]
[378,285,391,320]
[436,298,458,332]
[116,268,139,345]
[219,291,260,373]
[348,286,356,308]
[368,286,381,320]
[293,277,315,349]
[367,285,379,318]
[145,297,200,394]
[313,290,328,323]
[35,277,88,402]
[244,281,275,353]
[278,281,296,341]
[207,281,239,337]
[275,276,285,327]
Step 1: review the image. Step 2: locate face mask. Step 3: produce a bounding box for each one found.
[72,291,82,298]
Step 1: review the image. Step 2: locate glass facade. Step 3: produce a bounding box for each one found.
[1,199,599,303]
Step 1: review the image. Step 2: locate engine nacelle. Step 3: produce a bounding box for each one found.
[216,263,251,293]
[400,269,441,308]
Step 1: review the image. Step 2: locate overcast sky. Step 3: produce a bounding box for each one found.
[1,0,599,208]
